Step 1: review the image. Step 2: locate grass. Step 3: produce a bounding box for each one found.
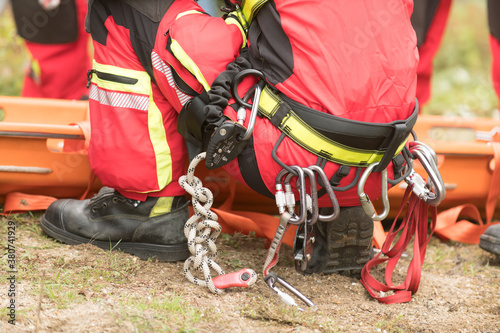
[1,213,207,331]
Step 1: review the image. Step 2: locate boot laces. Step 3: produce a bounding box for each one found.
[89,188,132,212]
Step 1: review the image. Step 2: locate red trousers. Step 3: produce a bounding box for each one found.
[20,0,91,100]
[414,0,500,107]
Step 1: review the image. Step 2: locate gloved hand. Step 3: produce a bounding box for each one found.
[177,48,255,167]
[205,120,248,169]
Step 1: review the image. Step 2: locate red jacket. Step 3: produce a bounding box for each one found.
[163,1,418,206]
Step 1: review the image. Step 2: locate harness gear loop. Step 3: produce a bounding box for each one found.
[179,152,257,294]
[357,163,390,221]
[406,141,446,206]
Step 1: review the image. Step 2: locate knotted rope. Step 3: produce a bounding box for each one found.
[178,152,225,295]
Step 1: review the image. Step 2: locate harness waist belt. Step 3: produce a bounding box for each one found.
[257,85,419,168]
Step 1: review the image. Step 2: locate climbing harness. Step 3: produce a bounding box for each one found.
[179,152,257,294]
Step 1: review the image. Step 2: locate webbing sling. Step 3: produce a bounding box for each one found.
[257,85,418,169]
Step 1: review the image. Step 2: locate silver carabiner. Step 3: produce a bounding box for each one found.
[308,165,340,222]
[408,142,446,206]
[357,162,390,221]
[264,272,316,310]
[302,167,319,224]
[238,83,262,141]
[284,166,308,225]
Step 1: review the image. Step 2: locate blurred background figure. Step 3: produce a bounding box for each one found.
[10,0,91,100]
[412,0,500,113]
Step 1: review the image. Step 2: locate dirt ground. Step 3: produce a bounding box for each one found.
[1,213,500,333]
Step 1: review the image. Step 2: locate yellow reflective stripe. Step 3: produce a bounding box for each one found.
[91,60,173,191]
[150,196,174,217]
[258,87,407,167]
[176,10,204,20]
[170,39,210,91]
[148,94,173,191]
[241,0,269,26]
[92,60,151,95]
[225,16,247,48]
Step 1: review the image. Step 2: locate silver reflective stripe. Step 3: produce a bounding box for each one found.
[89,85,149,110]
[151,50,192,106]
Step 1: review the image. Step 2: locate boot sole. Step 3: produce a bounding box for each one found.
[301,206,373,278]
[479,234,500,255]
[322,206,374,277]
[40,216,190,262]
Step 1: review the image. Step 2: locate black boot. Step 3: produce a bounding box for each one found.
[40,187,190,261]
[299,206,374,277]
[479,223,500,255]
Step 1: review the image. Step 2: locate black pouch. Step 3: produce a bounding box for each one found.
[11,0,78,44]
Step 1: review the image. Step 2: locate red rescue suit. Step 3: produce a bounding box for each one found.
[219,0,418,206]
[12,0,91,100]
[86,0,417,207]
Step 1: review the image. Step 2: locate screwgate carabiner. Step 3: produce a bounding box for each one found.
[357,162,390,221]
[407,141,446,206]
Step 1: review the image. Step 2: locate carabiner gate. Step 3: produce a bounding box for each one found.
[357,162,390,221]
[264,272,317,310]
[308,165,340,222]
[407,141,446,206]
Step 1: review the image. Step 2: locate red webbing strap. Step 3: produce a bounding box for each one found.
[434,142,500,244]
[262,213,292,276]
[360,187,437,304]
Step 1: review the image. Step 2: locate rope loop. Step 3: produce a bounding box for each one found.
[179,152,225,295]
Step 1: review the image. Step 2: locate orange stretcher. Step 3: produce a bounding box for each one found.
[1,95,499,238]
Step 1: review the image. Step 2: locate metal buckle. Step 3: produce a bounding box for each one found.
[357,162,390,221]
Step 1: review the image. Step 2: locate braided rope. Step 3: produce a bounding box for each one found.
[179,152,225,295]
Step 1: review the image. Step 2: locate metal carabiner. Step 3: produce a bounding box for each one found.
[275,168,292,215]
[301,167,319,224]
[308,165,340,222]
[238,83,263,141]
[236,85,258,125]
[357,162,390,221]
[264,272,317,310]
[284,166,308,225]
[407,141,446,206]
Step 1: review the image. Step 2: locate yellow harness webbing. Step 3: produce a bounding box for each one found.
[229,0,269,31]
[257,86,409,167]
